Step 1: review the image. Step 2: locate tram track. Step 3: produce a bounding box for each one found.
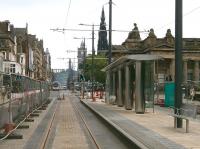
[70,94,101,149]
[39,91,100,149]
[70,94,134,149]
[40,100,59,149]
[37,91,136,149]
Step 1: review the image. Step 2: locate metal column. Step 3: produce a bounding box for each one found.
[125,64,132,110]
[105,71,110,104]
[108,0,112,64]
[112,71,116,104]
[135,61,145,114]
[117,68,123,107]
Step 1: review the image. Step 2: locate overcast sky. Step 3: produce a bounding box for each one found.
[1,0,200,69]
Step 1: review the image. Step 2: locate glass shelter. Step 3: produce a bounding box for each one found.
[102,54,163,113]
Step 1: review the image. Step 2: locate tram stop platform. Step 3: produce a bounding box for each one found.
[81,98,200,149]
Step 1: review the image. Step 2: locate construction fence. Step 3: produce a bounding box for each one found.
[0,72,50,129]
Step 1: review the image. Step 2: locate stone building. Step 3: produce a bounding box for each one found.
[0,21,21,74]
[77,40,87,71]
[43,48,51,82]
[112,23,200,83]
[15,26,28,76]
[30,36,44,80]
[0,20,51,81]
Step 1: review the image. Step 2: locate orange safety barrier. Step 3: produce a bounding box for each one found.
[4,123,15,133]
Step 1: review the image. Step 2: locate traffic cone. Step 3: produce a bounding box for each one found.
[4,123,15,133]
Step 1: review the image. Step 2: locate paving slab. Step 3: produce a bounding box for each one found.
[82,98,200,149]
[51,95,92,149]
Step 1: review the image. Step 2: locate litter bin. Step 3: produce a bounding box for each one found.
[164,82,174,107]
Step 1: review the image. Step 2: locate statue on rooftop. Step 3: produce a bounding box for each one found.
[148,28,157,38]
[127,23,141,40]
[166,29,173,38]
[165,29,174,44]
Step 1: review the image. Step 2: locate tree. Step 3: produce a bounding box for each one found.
[84,54,107,84]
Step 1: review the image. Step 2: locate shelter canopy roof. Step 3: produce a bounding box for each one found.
[102,54,163,72]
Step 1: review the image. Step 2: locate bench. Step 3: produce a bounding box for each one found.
[169,104,197,133]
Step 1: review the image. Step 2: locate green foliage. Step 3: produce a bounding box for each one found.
[84,54,107,84]
[78,63,83,70]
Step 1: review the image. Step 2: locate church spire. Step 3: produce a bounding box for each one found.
[101,7,105,22]
[97,7,109,53]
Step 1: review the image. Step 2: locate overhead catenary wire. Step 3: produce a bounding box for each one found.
[157,4,200,31]
[50,28,148,33]
[64,0,72,27]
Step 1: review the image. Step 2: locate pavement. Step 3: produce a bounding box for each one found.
[81,97,200,149]
[0,96,56,149]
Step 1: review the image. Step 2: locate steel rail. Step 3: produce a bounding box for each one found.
[71,96,101,149]
[40,100,59,149]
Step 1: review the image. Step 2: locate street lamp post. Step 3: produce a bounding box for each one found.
[83,38,86,99]
[79,23,98,101]
[109,0,112,64]
[91,24,95,101]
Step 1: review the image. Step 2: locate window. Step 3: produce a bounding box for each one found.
[8,24,10,31]
[4,63,10,73]
[10,64,15,73]
[20,57,23,64]
[2,51,6,60]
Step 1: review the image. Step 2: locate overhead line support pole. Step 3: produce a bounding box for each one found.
[92,24,95,101]
[83,38,86,99]
[175,0,183,128]
[109,0,112,64]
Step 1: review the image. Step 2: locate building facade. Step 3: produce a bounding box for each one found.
[112,23,200,83]
[0,21,21,74]
[44,48,51,81]
[15,26,28,76]
[77,40,87,71]
[0,20,51,81]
